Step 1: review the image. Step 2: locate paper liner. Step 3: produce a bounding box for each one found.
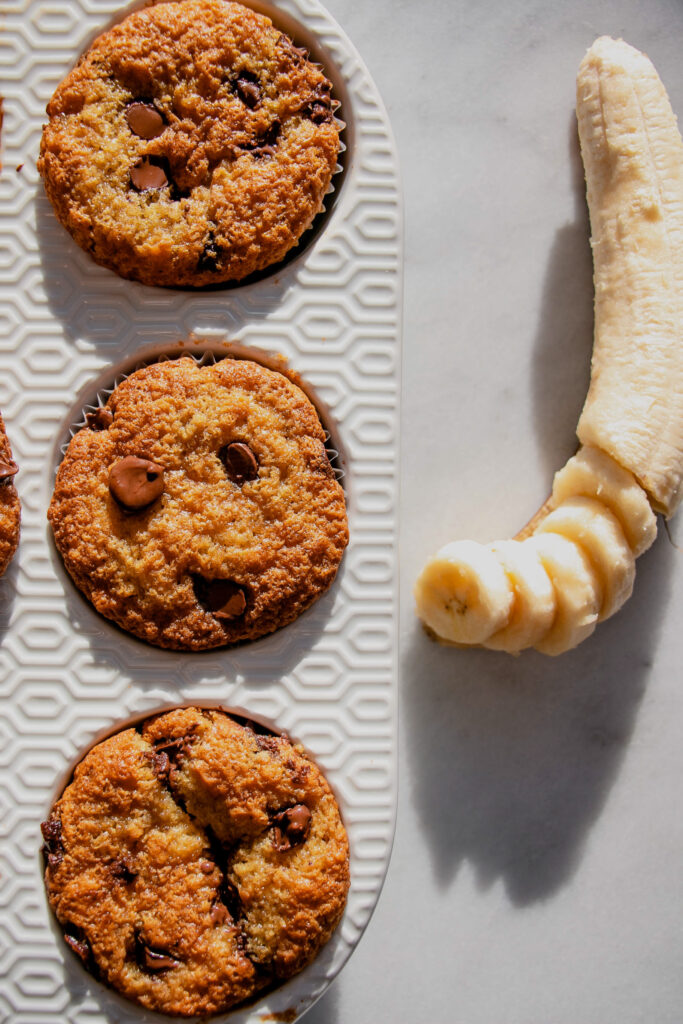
[63,345,346,482]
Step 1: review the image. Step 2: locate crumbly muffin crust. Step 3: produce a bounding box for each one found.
[41,707,350,1018]
[38,0,340,287]
[0,412,20,576]
[48,357,348,650]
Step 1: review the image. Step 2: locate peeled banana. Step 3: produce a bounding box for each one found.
[415,36,681,656]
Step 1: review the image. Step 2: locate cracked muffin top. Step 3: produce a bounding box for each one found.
[48,356,348,650]
[38,0,340,287]
[41,707,350,1018]
[0,412,20,577]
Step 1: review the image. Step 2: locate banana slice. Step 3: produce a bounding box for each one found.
[483,540,556,652]
[576,38,683,516]
[552,446,657,557]
[526,534,602,656]
[414,539,513,645]
[535,496,635,620]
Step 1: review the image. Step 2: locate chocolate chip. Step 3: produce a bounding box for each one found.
[271,804,311,851]
[200,860,214,874]
[219,442,259,484]
[193,577,247,620]
[110,856,136,883]
[0,459,18,483]
[234,70,261,109]
[85,407,113,431]
[130,155,168,191]
[126,101,165,140]
[41,815,64,868]
[149,749,170,782]
[261,120,281,146]
[153,733,194,766]
[240,119,280,158]
[197,237,224,273]
[309,99,332,124]
[217,876,242,920]
[64,931,92,965]
[108,455,164,512]
[135,935,181,973]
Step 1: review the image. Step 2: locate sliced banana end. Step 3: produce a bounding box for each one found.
[482,539,556,653]
[526,533,602,656]
[552,446,657,557]
[414,539,514,645]
[536,495,635,621]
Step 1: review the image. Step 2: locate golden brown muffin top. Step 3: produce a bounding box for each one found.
[41,707,350,1018]
[48,357,348,649]
[38,0,340,286]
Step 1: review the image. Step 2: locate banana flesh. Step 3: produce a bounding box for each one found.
[482,540,555,653]
[576,38,683,517]
[415,36,681,656]
[414,540,513,645]
[535,496,635,621]
[552,446,656,557]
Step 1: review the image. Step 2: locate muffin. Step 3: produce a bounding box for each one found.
[41,706,350,1018]
[48,357,348,649]
[38,0,341,287]
[0,411,20,576]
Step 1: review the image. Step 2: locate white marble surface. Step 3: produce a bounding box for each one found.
[305,1,683,1021]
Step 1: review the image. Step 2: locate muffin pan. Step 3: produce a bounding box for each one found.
[0,0,401,1020]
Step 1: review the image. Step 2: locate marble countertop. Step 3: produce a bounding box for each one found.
[307,1,683,1021]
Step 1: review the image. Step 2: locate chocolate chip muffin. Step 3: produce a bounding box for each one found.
[41,706,350,1018]
[48,357,348,649]
[38,0,341,287]
[0,412,20,576]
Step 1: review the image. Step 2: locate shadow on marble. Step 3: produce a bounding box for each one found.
[402,528,673,906]
[530,113,594,482]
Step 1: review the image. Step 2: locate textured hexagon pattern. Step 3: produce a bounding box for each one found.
[0,0,401,1020]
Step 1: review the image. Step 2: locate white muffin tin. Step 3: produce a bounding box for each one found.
[0,0,402,1019]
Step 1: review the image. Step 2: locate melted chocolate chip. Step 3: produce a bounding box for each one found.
[197,237,224,273]
[85,407,113,431]
[0,459,18,482]
[135,935,181,973]
[234,70,261,109]
[271,804,311,852]
[193,577,247,620]
[109,455,164,512]
[64,931,92,965]
[126,101,165,140]
[40,815,64,868]
[110,856,136,883]
[241,119,280,158]
[148,748,170,782]
[309,99,333,124]
[130,155,168,191]
[153,733,194,766]
[217,875,242,920]
[219,442,259,484]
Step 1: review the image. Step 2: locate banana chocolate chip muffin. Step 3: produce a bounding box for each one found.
[41,706,350,1018]
[0,412,20,576]
[48,357,348,650]
[38,0,340,287]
